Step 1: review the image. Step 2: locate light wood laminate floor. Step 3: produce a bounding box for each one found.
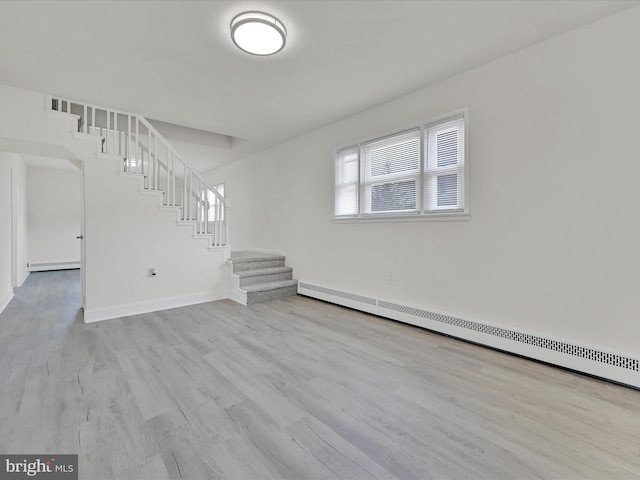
[1,270,639,479]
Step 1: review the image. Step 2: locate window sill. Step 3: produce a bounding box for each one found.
[332,212,470,224]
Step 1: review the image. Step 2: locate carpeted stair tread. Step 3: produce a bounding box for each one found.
[236,266,293,278]
[229,251,285,263]
[242,279,298,293]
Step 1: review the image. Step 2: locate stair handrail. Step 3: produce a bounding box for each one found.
[47,94,228,247]
[135,116,225,204]
[46,94,224,205]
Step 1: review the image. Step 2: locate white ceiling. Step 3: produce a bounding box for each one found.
[0,0,638,172]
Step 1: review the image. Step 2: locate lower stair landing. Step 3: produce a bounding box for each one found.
[228,251,298,306]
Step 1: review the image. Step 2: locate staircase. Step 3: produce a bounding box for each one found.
[46,95,298,308]
[46,95,228,250]
[228,251,298,305]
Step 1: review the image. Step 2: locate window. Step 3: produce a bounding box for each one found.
[207,183,225,222]
[334,112,467,220]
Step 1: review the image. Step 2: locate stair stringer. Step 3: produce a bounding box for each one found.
[50,108,230,254]
[115,162,227,252]
[45,96,229,250]
[228,271,248,305]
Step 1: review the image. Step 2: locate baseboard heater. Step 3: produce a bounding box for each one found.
[297,282,639,389]
[29,261,80,272]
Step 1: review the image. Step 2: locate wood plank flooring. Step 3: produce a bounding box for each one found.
[1,270,639,479]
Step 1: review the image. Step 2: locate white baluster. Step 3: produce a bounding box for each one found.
[171,152,176,206]
[106,110,111,153]
[136,117,141,175]
[203,183,208,235]
[154,136,159,191]
[187,170,192,220]
[206,188,210,236]
[217,197,222,246]
[165,150,170,206]
[148,129,152,189]
[127,115,131,170]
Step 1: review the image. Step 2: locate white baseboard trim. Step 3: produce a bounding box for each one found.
[227,272,247,305]
[228,288,247,306]
[16,270,29,287]
[298,281,640,389]
[0,289,14,314]
[29,261,81,272]
[84,290,229,323]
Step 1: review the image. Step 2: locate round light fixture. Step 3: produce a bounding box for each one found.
[230,11,287,56]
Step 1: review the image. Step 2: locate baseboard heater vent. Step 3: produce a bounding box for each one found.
[29,261,80,272]
[298,283,376,306]
[298,282,639,387]
[377,300,638,371]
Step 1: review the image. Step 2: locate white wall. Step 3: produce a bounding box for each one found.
[0,152,28,313]
[82,155,229,322]
[208,8,640,355]
[27,166,81,268]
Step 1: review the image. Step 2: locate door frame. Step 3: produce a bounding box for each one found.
[80,162,86,310]
[10,168,18,287]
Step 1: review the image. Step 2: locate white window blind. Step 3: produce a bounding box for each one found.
[362,129,420,214]
[334,111,467,220]
[335,147,359,216]
[424,117,465,213]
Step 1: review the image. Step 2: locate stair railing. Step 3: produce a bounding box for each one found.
[47,95,227,247]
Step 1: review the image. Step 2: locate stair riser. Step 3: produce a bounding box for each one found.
[246,286,298,306]
[233,259,285,272]
[239,272,293,287]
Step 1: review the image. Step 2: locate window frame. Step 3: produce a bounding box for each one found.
[333,108,469,223]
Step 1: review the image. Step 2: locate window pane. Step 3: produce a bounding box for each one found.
[437,130,458,167]
[369,138,419,177]
[437,174,458,207]
[426,117,464,171]
[365,130,419,180]
[371,180,416,212]
[335,147,359,216]
[335,185,358,216]
[337,151,358,185]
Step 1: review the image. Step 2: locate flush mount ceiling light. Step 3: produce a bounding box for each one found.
[230,11,287,56]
